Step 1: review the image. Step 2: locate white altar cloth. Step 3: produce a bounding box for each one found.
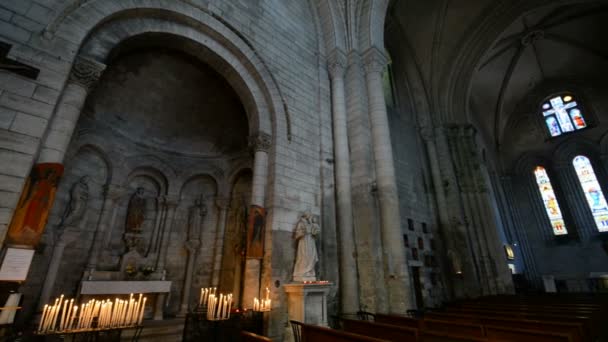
[80,280,171,294]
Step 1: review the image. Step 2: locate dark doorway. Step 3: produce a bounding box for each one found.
[411,267,424,309]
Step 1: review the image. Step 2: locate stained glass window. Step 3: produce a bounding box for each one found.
[533,166,568,235]
[572,156,608,232]
[542,94,586,137]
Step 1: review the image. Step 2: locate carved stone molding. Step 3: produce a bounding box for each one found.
[327,49,347,79]
[249,132,272,153]
[69,56,106,92]
[215,197,231,210]
[362,47,388,75]
[185,239,201,251]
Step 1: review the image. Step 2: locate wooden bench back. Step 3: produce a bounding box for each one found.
[297,322,389,342]
[484,324,573,342]
[241,331,272,342]
[421,318,485,338]
[374,313,421,329]
[341,318,418,342]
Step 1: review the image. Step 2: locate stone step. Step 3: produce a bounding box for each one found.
[121,319,185,342]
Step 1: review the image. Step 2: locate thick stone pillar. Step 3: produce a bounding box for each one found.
[211,198,230,287]
[345,50,387,313]
[328,49,359,314]
[179,239,201,315]
[38,56,106,164]
[38,231,78,309]
[156,198,178,272]
[362,47,411,312]
[86,185,122,272]
[242,133,270,308]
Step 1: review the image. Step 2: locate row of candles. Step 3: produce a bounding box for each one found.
[252,287,271,312]
[37,294,147,334]
[200,287,233,320]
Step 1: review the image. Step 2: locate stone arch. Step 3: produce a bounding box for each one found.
[314,0,347,52]
[42,1,289,144]
[553,137,602,170]
[69,143,112,185]
[179,174,220,201]
[125,166,169,198]
[357,0,390,51]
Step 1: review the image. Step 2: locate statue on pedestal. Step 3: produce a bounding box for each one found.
[293,212,320,282]
[126,187,146,233]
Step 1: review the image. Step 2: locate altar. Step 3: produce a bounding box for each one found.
[80,280,172,320]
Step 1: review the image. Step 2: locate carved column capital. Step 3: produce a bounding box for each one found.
[215,197,231,210]
[249,132,272,153]
[69,56,106,92]
[327,49,347,79]
[185,239,201,251]
[419,126,435,142]
[362,47,388,75]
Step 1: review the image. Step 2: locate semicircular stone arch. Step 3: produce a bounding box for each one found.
[43,1,291,143]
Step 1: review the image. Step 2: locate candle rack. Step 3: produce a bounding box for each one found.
[183,310,263,342]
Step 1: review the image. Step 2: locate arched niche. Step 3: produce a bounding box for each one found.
[219,169,253,304]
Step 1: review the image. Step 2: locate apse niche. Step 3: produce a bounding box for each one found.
[23,43,254,319]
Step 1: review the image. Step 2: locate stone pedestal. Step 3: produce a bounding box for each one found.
[284,282,332,325]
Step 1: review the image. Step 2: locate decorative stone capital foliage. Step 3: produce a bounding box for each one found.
[419,125,435,142]
[69,56,106,92]
[327,49,347,79]
[185,239,201,251]
[215,197,231,210]
[362,46,388,75]
[249,132,272,153]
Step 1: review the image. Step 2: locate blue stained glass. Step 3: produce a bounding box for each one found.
[542,94,586,137]
[573,156,608,232]
[534,166,568,235]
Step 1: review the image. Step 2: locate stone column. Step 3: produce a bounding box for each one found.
[38,231,79,309]
[211,198,230,287]
[328,49,359,314]
[38,56,106,164]
[86,184,123,272]
[179,239,201,315]
[156,199,178,272]
[362,47,411,312]
[242,133,271,308]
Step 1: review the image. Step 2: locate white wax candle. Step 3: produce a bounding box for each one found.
[138,297,147,325]
[71,306,78,330]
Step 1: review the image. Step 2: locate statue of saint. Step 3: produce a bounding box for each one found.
[293,212,320,282]
[58,176,90,229]
[126,187,146,233]
[187,196,207,239]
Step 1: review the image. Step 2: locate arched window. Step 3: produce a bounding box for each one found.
[533,166,568,235]
[572,156,608,232]
[541,93,586,137]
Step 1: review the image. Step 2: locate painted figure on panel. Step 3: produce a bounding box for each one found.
[246,205,265,258]
[126,187,146,233]
[6,163,64,247]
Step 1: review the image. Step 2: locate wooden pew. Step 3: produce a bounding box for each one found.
[421,318,485,338]
[374,313,421,329]
[424,312,585,342]
[292,321,389,342]
[484,324,573,342]
[241,331,272,342]
[420,330,488,342]
[341,318,418,342]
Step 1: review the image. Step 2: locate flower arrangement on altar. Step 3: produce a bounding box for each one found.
[125,264,137,277]
[37,293,147,334]
[140,265,155,277]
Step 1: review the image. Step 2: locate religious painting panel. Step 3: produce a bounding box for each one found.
[6,163,64,247]
[246,205,265,259]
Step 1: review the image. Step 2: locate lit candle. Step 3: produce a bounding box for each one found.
[38,305,48,332]
[71,306,78,330]
[138,297,147,325]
